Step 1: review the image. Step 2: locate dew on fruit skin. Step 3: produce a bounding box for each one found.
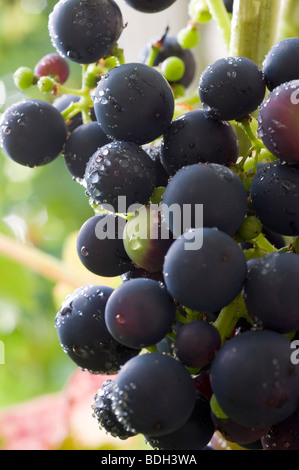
[67,50,79,61]
[60,306,72,316]
[81,246,89,257]
[116,314,125,324]
[72,344,90,358]
[3,126,11,135]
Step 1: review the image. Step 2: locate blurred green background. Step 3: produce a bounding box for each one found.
[0,0,90,406]
[0,0,107,449]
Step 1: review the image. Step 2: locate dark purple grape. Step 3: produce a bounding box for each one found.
[163,227,247,312]
[261,405,299,450]
[0,99,67,167]
[160,110,239,175]
[104,278,176,349]
[257,80,299,164]
[250,160,299,236]
[146,394,215,450]
[54,285,140,374]
[263,38,299,91]
[161,163,248,237]
[92,379,137,440]
[174,320,221,369]
[93,63,174,145]
[64,122,111,179]
[211,412,269,446]
[143,143,169,187]
[76,213,133,277]
[262,228,286,250]
[139,35,196,88]
[243,252,299,334]
[193,371,213,401]
[239,440,263,450]
[210,329,299,429]
[111,352,197,436]
[34,53,70,84]
[84,141,157,212]
[48,0,124,64]
[124,0,177,13]
[198,56,266,121]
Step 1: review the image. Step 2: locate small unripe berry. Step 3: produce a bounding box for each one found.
[37,76,55,93]
[161,56,185,82]
[13,67,34,90]
[177,26,200,49]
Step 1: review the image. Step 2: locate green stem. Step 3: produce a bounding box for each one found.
[60,64,94,123]
[238,118,262,150]
[145,45,161,67]
[146,345,159,353]
[253,233,277,254]
[175,309,189,324]
[213,293,251,344]
[60,102,81,121]
[277,0,299,40]
[205,0,231,51]
[57,84,86,97]
[242,233,279,261]
[229,0,282,67]
[0,232,101,289]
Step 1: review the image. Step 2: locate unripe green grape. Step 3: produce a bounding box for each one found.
[37,76,55,93]
[188,0,212,24]
[150,186,166,205]
[171,83,186,99]
[177,26,200,49]
[236,215,262,242]
[123,206,172,273]
[13,66,34,90]
[161,56,185,82]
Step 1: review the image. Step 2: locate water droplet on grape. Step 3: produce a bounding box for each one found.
[72,345,89,358]
[81,246,89,257]
[116,314,125,324]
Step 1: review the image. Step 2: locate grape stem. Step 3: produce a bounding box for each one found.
[205,0,231,52]
[252,233,277,254]
[213,293,251,344]
[238,117,261,150]
[58,64,95,124]
[0,232,103,289]
[277,0,299,40]
[229,0,283,68]
[234,117,275,175]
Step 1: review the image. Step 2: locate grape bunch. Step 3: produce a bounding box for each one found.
[2,0,299,451]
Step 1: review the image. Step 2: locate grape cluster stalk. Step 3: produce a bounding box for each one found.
[2,0,299,451]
